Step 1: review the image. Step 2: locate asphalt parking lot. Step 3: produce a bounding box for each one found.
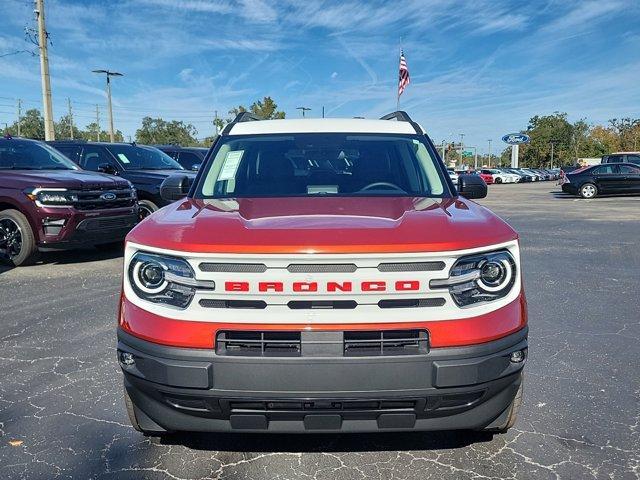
[1,182,639,479]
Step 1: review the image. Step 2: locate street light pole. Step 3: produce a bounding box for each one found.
[92,69,123,142]
[296,106,311,118]
[35,0,55,140]
[487,139,492,167]
[459,133,465,168]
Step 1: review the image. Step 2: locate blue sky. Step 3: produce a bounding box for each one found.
[1,0,639,153]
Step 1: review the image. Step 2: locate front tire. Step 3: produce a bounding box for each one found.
[138,200,159,221]
[0,209,39,266]
[579,183,597,199]
[495,177,502,184]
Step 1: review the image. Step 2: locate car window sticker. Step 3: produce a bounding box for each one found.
[218,150,244,181]
[117,153,130,164]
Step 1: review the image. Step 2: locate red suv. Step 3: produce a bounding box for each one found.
[118,112,527,438]
[0,137,138,266]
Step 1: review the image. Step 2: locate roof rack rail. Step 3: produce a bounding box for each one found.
[234,112,264,123]
[379,111,413,122]
[380,111,422,135]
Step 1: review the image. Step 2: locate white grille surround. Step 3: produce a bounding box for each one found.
[123,240,521,325]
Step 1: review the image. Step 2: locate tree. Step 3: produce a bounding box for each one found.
[608,118,640,151]
[249,96,285,119]
[9,109,45,139]
[54,114,83,140]
[135,116,198,145]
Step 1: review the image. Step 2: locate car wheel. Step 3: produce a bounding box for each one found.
[495,177,502,184]
[138,200,159,221]
[0,209,39,267]
[579,183,597,199]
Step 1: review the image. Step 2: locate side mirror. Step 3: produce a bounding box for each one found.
[457,174,487,199]
[192,163,201,171]
[98,163,118,175]
[160,174,192,202]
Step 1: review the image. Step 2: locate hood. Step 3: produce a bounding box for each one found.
[0,169,131,190]
[123,169,196,184]
[127,196,518,254]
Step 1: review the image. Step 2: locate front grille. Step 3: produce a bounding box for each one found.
[287,300,357,309]
[343,330,428,356]
[72,186,136,211]
[199,263,267,273]
[377,261,445,272]
[215,329,429,357]
[199,299,267,309]
[76,215,136,231]
[216,331,302,357]
[378,298,446,308]
[229,399,419,412]
[287,264,357,273]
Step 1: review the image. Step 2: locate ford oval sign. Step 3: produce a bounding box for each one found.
[100,192,117,201]
[502,133,530,145]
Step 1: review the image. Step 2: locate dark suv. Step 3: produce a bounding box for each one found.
[48,141,196,219]
[0,137,137,266]
[155,145,207,171]
[601,152,640,166]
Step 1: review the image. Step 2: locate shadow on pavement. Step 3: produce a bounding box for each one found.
[160,430,495,452]
[0,245,123,274]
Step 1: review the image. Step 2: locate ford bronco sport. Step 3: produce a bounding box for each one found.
[118,112,527,436]
[0,137,137,266]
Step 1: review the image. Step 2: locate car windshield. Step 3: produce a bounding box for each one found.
[197,133,448,198]
[0,140,78,170]
[105,144,183,170]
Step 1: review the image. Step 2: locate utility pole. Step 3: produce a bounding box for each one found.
[549,140,559,168]
[459,133,465,168]
[35,0,55,140]
[67,97,74,139]
[322,106,325,118]
[95,104,101,142]
[92,69,123,142]
[16,99,22,137]
[296,106,311,117]
[487,139,492,167]
[213,109,218,135]
[441,140,446,162]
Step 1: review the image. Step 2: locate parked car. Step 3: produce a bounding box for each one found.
[521,168,543,181]
[481,168,519,184]
[560,162,640,198]
[155,145,208,171]
[447,168,459,184]
[0,137,137,266]
[49,141,196,220]
[505,168,533,182]
[118,111,527,438]
[601,152,640,166]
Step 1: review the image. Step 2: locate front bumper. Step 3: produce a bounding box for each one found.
[118,327,527,433]
[36,208,138,248]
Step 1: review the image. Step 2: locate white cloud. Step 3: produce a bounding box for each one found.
[331,71,338,79]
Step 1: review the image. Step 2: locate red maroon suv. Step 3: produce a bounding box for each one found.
[118,112,527,438]
[0,137,138,266]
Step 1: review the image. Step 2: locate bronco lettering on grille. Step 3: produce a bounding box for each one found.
[223,280,422,293]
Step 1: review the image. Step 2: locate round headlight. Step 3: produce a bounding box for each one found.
[477,258,512,292]
[133,260,167,293]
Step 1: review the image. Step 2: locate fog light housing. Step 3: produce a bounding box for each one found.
[120,352,135,366]
[510,349,526,363]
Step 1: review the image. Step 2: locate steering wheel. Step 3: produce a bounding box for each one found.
[358,181,406,193]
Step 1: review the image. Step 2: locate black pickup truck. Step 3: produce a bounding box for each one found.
[49,141,196,219]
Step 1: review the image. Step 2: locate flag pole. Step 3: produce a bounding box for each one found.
[396,37,402,111]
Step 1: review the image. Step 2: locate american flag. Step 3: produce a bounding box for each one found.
[398,50,410,97]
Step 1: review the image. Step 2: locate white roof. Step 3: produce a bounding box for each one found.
[228,117,419,135]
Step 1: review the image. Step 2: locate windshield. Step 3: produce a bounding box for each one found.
[105,144,183,170]
[197,133,448,198]
[0,140,78,170]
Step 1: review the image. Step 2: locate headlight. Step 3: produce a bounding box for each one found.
[430,250,516,307]
[24,188,78,207]
[128,252,214,309]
